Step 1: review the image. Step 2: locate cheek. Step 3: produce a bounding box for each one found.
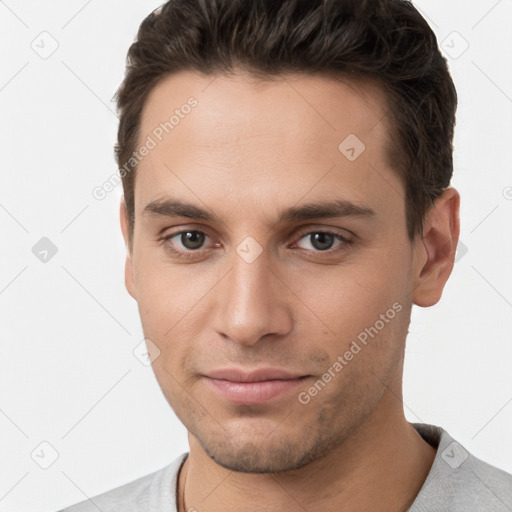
[133,244,197,324]
[132,254,217,366]
[302,258,407,334]
[297,279,408,415]
[297,249,411,377]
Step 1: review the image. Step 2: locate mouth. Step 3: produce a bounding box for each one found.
[202,368,311,405]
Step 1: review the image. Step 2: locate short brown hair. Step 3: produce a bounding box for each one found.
[115,0,457,245]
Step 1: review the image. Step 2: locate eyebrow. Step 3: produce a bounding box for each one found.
[142,197,376,225]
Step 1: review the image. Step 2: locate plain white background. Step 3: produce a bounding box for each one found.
[0,1,511,511]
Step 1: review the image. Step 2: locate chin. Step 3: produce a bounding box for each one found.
[192,420,336,474]
[202,440,309,473]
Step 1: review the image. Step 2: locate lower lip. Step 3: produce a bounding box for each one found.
[204,377,308,404]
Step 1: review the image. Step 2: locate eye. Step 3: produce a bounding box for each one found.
[292,230,352,253]
[162,229,213,258]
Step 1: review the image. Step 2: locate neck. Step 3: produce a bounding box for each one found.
[177,388,436,512]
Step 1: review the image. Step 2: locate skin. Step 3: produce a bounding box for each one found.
[120,70,460,512]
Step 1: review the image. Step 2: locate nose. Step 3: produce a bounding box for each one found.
[212,249,293,346]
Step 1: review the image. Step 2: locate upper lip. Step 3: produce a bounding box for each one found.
[205,368,307,382]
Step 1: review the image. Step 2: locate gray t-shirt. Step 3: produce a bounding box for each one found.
[58,423,512,511]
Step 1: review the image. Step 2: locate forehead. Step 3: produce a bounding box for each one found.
[135,70,401,226]
[141,70,390,145]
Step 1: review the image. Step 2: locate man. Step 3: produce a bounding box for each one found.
[60,0,512,510]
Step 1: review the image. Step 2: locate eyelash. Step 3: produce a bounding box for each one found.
[160,227,353,260]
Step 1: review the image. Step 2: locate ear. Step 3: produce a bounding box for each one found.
[412,187,460,307]
[120,196,136,300]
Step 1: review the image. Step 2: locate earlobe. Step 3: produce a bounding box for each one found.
[119,196,137,300]
[412,187,460,307]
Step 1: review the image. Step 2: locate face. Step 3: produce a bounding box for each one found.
[121,70,430,473]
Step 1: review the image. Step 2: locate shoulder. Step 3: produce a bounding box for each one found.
[410,423,512,511]
[57,453,188,512]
